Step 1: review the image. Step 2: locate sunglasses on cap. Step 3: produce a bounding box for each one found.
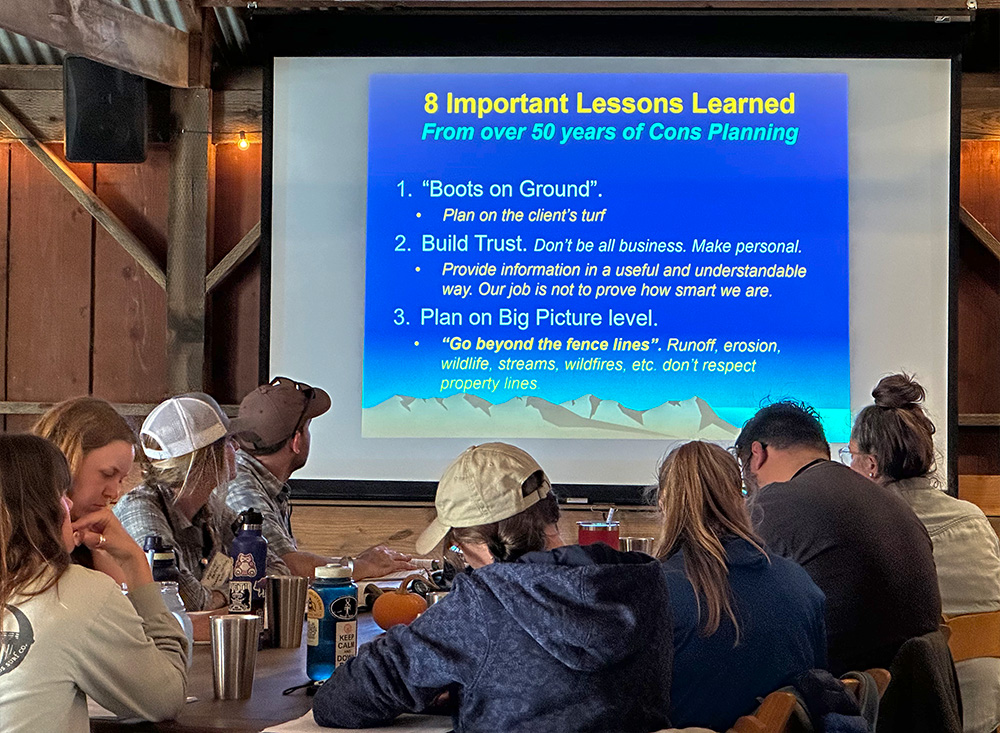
[269,376,316,435]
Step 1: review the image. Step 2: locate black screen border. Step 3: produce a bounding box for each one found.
[253,13,964,503]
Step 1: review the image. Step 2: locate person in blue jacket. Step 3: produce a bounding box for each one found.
[653,441,827,731]
[312,442,674,733]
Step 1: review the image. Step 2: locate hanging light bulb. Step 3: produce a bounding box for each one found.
[238,131,250,151]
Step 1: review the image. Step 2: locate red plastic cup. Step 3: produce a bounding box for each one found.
[577,521,621,548]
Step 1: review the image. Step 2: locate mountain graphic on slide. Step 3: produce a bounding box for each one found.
[362,393,738,440]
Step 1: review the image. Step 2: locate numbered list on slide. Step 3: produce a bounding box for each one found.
[361,72,850,442]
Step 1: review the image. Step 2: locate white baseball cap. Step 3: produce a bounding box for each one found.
[141,393,246,461]
[415,442,550,555]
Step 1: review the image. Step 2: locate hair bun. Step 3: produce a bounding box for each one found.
[873,373,925,410]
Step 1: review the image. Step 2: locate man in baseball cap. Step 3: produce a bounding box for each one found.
[222,376,414,579]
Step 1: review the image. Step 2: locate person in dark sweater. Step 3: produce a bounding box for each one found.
[312,443,674,733]
[735,401,942,675]
[653,441,826,730]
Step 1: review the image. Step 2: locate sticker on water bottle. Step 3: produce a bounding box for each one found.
[330,596,358,621]
[306,618,319,647]
[229,580,253,612]
[334,621,357,668]
[306,589,325,619]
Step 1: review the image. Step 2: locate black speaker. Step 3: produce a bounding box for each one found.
[64,56,147,163]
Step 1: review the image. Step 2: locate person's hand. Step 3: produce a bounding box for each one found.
[352,545,416,580]
[71,508,153,589]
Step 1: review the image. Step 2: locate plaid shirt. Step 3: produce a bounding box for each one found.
[114,480,289,610]
[222,451,297,558]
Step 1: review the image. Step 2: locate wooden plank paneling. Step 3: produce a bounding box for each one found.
[0,145,8,431]
[959,475,1000,516]
[958,231,1000,416]
[92,147,170,403]
[6,144,93,432]
[960,140,1000,240]
[962,74,1000,142]
[209,142,262,402]
[290,502,662,557]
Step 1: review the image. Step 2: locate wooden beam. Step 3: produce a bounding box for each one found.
[0,0,190,88]
[187,7,216,89]
[961,205,1000,262]
[206,221,260,293]
[0,98,167,289]
[167,88,213,393]
[962,74,1000,141]
[0,400,238,416]
[200,0,972,8]
[959,414,1000,427]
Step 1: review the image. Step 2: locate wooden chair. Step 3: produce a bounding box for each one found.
[725,669,890,733]
[942,610,1000,663]
[726,691,798,733]
[841,667,891,700]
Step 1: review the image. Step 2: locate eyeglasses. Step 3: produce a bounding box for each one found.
[837,446,866,465]
[271,376,315,435]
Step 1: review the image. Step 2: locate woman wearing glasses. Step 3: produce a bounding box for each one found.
[114,393,287,611]
[846,373,1000,733]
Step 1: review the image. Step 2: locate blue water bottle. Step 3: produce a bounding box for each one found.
[307,564,358,682]
[229,509,268,616]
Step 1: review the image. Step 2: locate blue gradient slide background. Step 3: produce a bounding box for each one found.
[362,72,850,440]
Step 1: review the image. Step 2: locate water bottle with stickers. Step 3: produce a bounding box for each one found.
[306,564,358,681]
[229,508,268,617]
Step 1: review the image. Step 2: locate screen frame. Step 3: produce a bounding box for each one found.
[252,12,964,502]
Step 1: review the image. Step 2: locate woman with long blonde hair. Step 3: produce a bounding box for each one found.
[654,441,826,731]
[0,434,187,733]
[33,397,137,577]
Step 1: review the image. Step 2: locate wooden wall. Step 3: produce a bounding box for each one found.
[958,140,1000,476]
[0,93,997,556]
[0,140,263,436]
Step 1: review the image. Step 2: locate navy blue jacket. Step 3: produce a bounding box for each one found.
[313,544,674,732]
[663,537,827,731]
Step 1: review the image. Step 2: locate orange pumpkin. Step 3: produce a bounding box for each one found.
[372,574,429,630]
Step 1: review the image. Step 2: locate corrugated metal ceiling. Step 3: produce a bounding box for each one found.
[0,2,248,66]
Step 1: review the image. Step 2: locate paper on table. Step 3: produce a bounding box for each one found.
[263,710,452,733]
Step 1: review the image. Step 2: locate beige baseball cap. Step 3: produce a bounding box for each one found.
[415,442,550,555]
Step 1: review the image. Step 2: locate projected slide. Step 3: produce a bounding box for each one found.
[361,72,849,441]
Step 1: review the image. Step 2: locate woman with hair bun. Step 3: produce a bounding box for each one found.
[847,373,1000,733]
[313,442,676,732]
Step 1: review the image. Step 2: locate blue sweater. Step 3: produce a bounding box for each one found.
[663,537,827,731]
[313,544,674,732]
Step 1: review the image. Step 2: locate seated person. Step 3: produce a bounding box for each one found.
[313,442,674,733]
[735,400,942,675]
[115,393,287,610]
[225,376,413,579]
[32,396,137,576]
[653,441,826,731]
[848,374,1000,733]
[0,434,187,733]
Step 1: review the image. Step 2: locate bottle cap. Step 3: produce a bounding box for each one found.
[143,535,164,552]
[238,508,264,528]
[315,564,352,579]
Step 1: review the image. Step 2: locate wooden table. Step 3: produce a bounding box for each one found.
[91,615,383,733]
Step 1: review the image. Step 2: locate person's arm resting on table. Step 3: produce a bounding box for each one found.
[313,579,487,728]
